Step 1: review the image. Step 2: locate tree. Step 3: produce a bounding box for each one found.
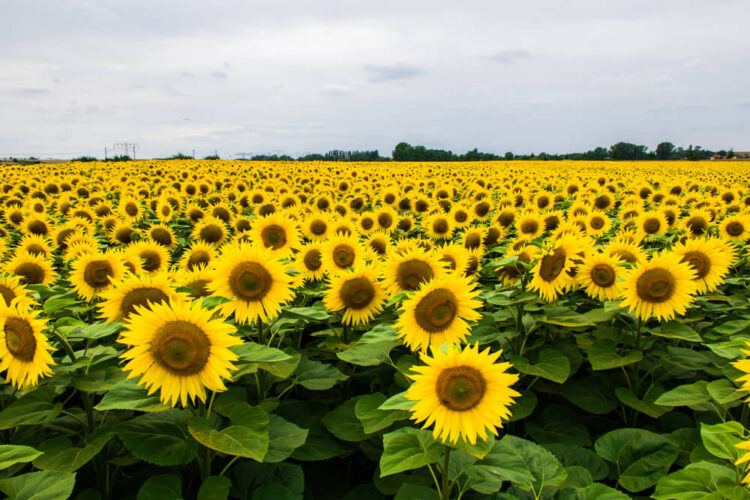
[728,149,735,159]
[609,142,647,160]
[504,152,514,160]
[655,142,676,160]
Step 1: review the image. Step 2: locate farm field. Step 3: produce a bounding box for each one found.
[1,159,750,499]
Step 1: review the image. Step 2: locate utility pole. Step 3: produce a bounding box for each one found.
[235,152,253,160]
[104,147,108,161]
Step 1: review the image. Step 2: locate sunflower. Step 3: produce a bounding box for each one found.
[396,276,482,352]
[423,213,454,241]
[720,214,750,242]
[406,344,519,444]
[681,209,713,238]
[542,211,564,233]
[516,213,543,240]
[293,242,326,282]
[192,217,228,246]
[528,235,581,302]
[119,196,144,222]
[208,243,295,324]
[374,206,398,234]
[147,223,177,249]
[672,238,733,294]
[605,241,646,266]
[321,233,365,275]
[178,242,218,272]
[576,253,624,301]
[733,351,750,483]
[586,211,612,237]
[482,224,504,248]
[471,199,493,221]
[323,265,386,325]
[450,206,471,228]
[118,300,241,407]
[17,234,55,258]
[0,303,54,389]
[4,252,56,286]
[99,273,186,322]
[0,274,34,309]
[620,251,698,321]
[365,232,390,259]
[250,213,300,258]
[109,221,138,246]
[174,265,214,299]
[357,213,377,235]
[383,247,446,296]
[70,251,127,301]
[497,245,538,286]
[637,211,668,238]
[125,242,170,275]
[435,243,470,276]
[397,214,415,233]
[461,228,486,253]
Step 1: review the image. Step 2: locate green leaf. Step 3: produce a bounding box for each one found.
[594,428,679,492]
[654,381,711,407]
[187,403,269,462]
[510,348,571,383]
[544,443,609,482]
[614,387,671,419]
[470,437,537,487]
[540,306,595,327]
[264,415,308,463]
[0,471,76,500]
[233,342,293,363]
[560,375,618,415]
[337,338,397,367]
[67,322,122,340]
[650,321,702,342]
[506,390,538,422]
[71,366,127,393]
[451,436,495,460]
[283,305,331,321]
[32,432,112,472]
[653,466,730,500]
[586,340,643,370]
[44,297,80,314]
[576,483,631,500]
[321,397,367,442]
[394,483,438,500]
[137,474,182,500]
[700,421,745,461]
[295,358,348,390]
[94,380,169,412]
[492,435,567,495]
[0,445,43,471]
[379,427,442,477]
[118,409,199,466]
[378,391,415,411]
[0,389,63,430]
[198,476,232,500]
[355,393,410,434]
[713,320,750,336]
[706,379,744,405]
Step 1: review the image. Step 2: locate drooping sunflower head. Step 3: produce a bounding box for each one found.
[383,247,446,296]
[0,304,54,389]
[406,344,520,444]
[118,300,241,407]
[323,264,386,326]
[396,276,482,352]
[620,251,698,321]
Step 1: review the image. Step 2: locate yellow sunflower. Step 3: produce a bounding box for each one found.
[423,213,454,241]
[620,251,698,321]
[17,234,55,258]
[383,247,446,296]
[99,273,186,323]
[720,214,750,242]
[323,265,386,325]
[250,213,300,258]
[435,243,470,276]
[672,238,733,294]
[147,223,178,249]
[321,233,365,275]
[516,213,543,240]
[208,243,295,324]
[4,252,57,286]
[528,235,582,302]
[70,251,127,301]
[0,274,34,309]
[192,217,228,246]
[293,242,326,282]
[406,344,520,444]
[576,253,624,301]
[0,303,54,389]
[118,300,241,407]
[396,276,482,352]
[125,241,170,275]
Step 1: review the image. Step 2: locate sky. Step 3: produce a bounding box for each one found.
[1,0,749,159]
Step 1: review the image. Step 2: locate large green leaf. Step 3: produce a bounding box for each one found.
[197,476,232,500]
[355,393,410,434]
[187,403,269,461]
[706,379,744,405]
[0,388,63,430]
[32,432,112,472]
[321,397,368,442]
[650,321,702,342]
[595,428,679,492]
[560,375,618,415]
[264,414,309,463]
[94,379,169,412]
[614,387,671,419]
[653,465,733,500]
[510,348,571,383]
[137,474,182,500]
[586,340,642,370]
[295,358,348,390]
[485,435,567,496]
[700,421,746,461]
[654,381,711,407]
[379,427,442,477]
[0,445,43,471]
[0,471,76,500]
[118,409,199,466]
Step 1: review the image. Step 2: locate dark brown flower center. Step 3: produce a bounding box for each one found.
[187,250,211,271]
[591,264,616,287]
[378,213,393,228]
[200,224,224,243]
[726,221,744,237]
[636,268,675,303]
[15,262,45,285]
[152,321,210,376]
[441,255,457,271]
[415,288,457,333]
[539,247,567,282]
[115,227,134,244]
[120,287,170,319]
[643,217,661,234]
[261,225,287,250]
[454,211,468,223]
[370,239,386,255]
[595,195,611,210]
[28,220,48,235]
[212,207,230,222]
[303,249,322,271]
[415,200,429,212]
[681,251,711,279]
[332,244,355,269]
[686,217,707,236]
[56,228,76,247]
[484,227,501,246]
[361,217,374,230]
[84,259,114,289]
[432,218,449,234]
[464,233,481,250]
[125,202,139,216]
[398,218,413,231]
[544,215,560,231]
[26,244,45,256]
[0,285,17,306]
[140,250,162,272]
[590,216,604,230]
[613,249,637,264]
[520,219,539,235]
[187,280,211,298]
[436,366,486,412]
[310,219,327,235]
[339,276,376,309]
[151,228,173,246]
[396,259,434,291]
[4,317,36,362]
[229,262,272,301]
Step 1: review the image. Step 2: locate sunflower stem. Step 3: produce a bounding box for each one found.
[257,318,265,344]
[50,327,96,433]
[441,445,452,500]
[219,456,239,476]
[206,391,216,419]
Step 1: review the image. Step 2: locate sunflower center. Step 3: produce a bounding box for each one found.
[4,317,36,362]
[303,249,322,271]
[187,250,210,271]
[613,249,637,264]
[310,220,327,235]
[15,262,45,285]
[339,277,376,309]
[261,225,287,249]
[213,207,230,222]
[475,202,490,217]
[484,227,500,246]
[57,228,76,247]
[84,259,114,289]
[643,218,660,234]
[436,366,486,412]
[120,287,170,319]
[125,202,138,216]
[686,217,707,236]
[0,285,17,306]
[116,227,134,244]
[151,228,172,246]
[397,259,434,291]
[235,219,250,232]
[591,264,616,287]
[681,251,711,279]
[545,216,560,231]
[590,217,604,230]
[200,224,223,243]
[464,233,481,250]
[378,213,393,228]
[415,288,457,333]
[333,244,355,269]
[415,200,428,212]
[384,193,396,204]
[370,239,386,255]
[539,248,567,282]
[26,244,45,256]
[441,255,457,271]
[361,218,374,230]
[520,220,539,235]
[727,221,744,236]
[636,268,675,303]
[454,211,467,223]
[152,321,210,376]
[140,250,162,272]
[229,262,272,301]
[398,218,413,231]
[433,219,449,234]
[187,280,211,297]
[28,220,47,235]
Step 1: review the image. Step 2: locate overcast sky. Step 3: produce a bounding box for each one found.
[1,0,749,159]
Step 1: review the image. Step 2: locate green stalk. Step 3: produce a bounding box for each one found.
[441,446,452,500]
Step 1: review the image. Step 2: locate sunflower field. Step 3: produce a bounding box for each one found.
[2,160,750,500]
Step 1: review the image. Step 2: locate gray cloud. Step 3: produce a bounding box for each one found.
[485,50,532,64]
[211,70,229,79]
[319,84,354,96]
[363,64,424,82]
